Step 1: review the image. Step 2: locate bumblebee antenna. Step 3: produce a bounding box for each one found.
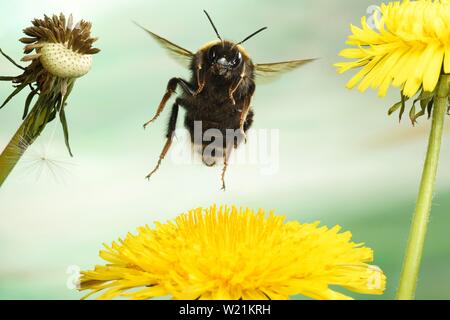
[203,10,223,41]
[203,10,223,42]
[237,27,268,45]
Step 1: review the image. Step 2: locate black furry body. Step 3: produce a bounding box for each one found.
[152,41,257,167]
[144,41,258,187]
[181,55,255,152]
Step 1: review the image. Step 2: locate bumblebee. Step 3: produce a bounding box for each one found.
[139,11,314,189]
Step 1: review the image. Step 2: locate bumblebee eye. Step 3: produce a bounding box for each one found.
[232,51,243,67]
[208,45,219,61]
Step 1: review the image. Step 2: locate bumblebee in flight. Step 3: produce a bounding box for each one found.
[139,11,314,189]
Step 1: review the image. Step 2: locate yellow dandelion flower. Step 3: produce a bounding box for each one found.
[79,205,386,300]
[336,0,449,98]
[335,0,450,122]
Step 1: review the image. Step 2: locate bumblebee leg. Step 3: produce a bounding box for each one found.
[229,64,246,105]
[143,78,193,129]
[146,102,179,180]
[178,79,195,96]
[239,97,252,143]
[229,77,244,106]
[221,142,234,191]
[193,56,205,96]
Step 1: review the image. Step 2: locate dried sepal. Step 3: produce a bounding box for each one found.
[0,13,100,156]
[388,87,444,125]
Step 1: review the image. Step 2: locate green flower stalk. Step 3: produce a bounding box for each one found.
[397,74,449,299]
[335,0,450,299]
[0,14,100,187]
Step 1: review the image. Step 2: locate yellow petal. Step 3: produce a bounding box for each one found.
[124,285,169,300]
[346,56,382,89]
[338,48,367,59]
[242,290,270,300]
[357,55,387,92]
[444,46,450,73]
[403,47,433,97]
[372,48,407,96]
[317,289,353,301]
[423,45,444,92]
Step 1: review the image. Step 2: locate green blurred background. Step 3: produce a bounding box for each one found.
[0,0,449,300]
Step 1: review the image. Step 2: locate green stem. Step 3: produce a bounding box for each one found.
[0,96,47,187]
[397,75,449,300]
[0,120,28,187]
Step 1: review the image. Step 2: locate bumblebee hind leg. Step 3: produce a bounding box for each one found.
[146,102,179,180]
[221,142,234,191]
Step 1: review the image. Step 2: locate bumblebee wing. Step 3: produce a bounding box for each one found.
[254,59,316,84]
[135,23,194,68]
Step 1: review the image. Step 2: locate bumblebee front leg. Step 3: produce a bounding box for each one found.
[238,97,252,143]
[146,102,179,180]
[143,78,193,129]
[229,64,246,105]
[193,55,205,96]
[238,82,255,142]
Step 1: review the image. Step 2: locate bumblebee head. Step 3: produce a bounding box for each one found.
[202,10,267,78]
[205,41,243,76]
